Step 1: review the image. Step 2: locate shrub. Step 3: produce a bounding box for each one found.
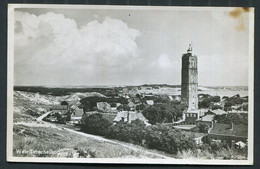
[81,114,113,136]
[106,119,146,144]
[143,125,196,154]
[197,124,209,133]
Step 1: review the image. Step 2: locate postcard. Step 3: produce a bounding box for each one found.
[7,4,254,165]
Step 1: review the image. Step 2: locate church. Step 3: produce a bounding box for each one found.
[181,44,200,124]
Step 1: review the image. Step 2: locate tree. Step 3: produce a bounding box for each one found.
[142,105,162,125]
[214,113,248,125]
[61,101,69,106]
[106,119,146,144]
[199,98,211,108]
[110,102,117,107]
[211,96,221,102]
[81,114,113,136]
[143,124,196,154]
[243,104,248,111]
[197,124,209,133]
[212,105,222,110]
[78,100,91,112]
[136,104,146,111]
[117,104,130,111]
[136,93,141,98]
[224,101,233,109]
[142,102,185,125]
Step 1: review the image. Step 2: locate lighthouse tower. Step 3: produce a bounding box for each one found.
[181,44,198,111]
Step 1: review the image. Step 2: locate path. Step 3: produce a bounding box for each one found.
[36,111,52,121]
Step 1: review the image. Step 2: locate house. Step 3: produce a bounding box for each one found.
[241,96,248,102]
[193,133,207,145]
[174,95,181,102]
[210,109,227,116]
[144,94,154,99]
[185,110,200,125]
[196,114,215,128]
[45,116,57,122]
[198,108,210,117]
[70,105,79,110]
[208,123,248,145]
[133,97,141,104]
[128,101,136,110]
[113,111,150,125]
[50,105,69,114]
[70,109,84,124]
[123,95,130,99]
[146,100,154,105]
[168,96,173,101]
[97,102,111,112]
[231,105,242,111]
[235,141,247,149]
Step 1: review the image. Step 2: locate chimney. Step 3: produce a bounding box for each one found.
[211,120,214,128]
[230,123,234,130]
[127,111,130,123]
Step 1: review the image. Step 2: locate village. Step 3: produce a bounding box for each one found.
[42,45,249,153]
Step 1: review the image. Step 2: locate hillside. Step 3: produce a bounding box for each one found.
[12,91,171,158]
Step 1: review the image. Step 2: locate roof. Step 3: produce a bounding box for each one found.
[187,109,200,114]
[97,102,111,111]
[146,100,154,105]
[113,111,148,123]
[101,113,117,123]
[82,111,98,119]
[70,105,79,110]
[173,125,196,130]
[211,109,227,115]
[209,123,248,138]
[71,109,84,117]
[199,109,209,113]
[193,132,207,138]
[50,105,68,110]
[235,141,246,148]
[200,114,215,122]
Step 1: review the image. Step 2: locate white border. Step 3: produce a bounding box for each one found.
[7,4,254,165]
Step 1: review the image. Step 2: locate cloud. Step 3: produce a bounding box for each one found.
[158,54,173,69]
[14,11,141,85]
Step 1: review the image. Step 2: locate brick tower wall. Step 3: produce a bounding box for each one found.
[181,53,198,111]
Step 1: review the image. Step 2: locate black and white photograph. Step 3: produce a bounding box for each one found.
[7,4,254,164]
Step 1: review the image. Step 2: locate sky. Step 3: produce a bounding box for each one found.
[13,6,251,86]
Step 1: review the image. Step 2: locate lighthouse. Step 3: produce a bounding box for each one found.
[181,44,198,111]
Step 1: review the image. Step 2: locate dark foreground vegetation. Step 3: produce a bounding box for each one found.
[80,114,247,159]
[81,114,195,154]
